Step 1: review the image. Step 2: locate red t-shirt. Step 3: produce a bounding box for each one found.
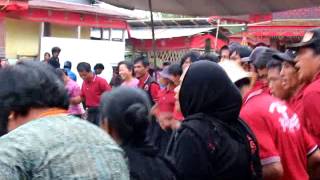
[156,88,176,114]
[173,108,184,121]
[301,73,320,145]
[81,75,111,107]
[287,85,306,128]
[241,90,317,180]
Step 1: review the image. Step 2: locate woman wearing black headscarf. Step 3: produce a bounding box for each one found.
[100,87,176,180]
[166,60,262,180]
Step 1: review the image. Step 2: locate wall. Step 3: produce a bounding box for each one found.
[51,24,77,38]
[5,18,40,59]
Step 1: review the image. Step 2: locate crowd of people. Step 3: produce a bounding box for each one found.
[0,28,320,180]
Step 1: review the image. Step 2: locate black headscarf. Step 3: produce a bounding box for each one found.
[179,60,242,123]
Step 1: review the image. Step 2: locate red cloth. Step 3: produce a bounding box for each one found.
[243,80,270,103]
[241,90,317,180]
[301,73,320,145]
[173,108,184,121]
[138,74,160,103]
[287,85,307,127]
[156,88,176,114]
[81,75,111,107]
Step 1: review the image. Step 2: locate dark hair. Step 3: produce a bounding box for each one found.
[51,47,61,53]
[235,78,251,89]
[100,87,151,145]
[134,56,149,67]
[267,60,282,71]
[230,46,252,59]
[77,62,91,72]
[94,63,105,70]
[199,53,219,63]
[55,68,67,80]
[162,62,171,67]
[44,52,51,57]
[64,61,72,69]
[0,61,69,135]
[220,45,229,54]
[180,51,200,67]
[118,61,134,71]
[168,64,183,76]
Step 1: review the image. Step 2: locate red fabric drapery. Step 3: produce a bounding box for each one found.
[0,0,28,12]
[131,34,227,51]
[246,26,316,37]
[3,8,127,29]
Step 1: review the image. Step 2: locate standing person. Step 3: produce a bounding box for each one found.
[219,45,230,62]
[42,52,51,63]
[273,50,305,119]
[166,60,262,180]
[110,67,123,88]
[64,61,77,82]
[180,51,200,70]
[167,64,184,122]
[48,46,61,69]
[240,48,320,180]
[0,61,129,179]
[55,69,84,118]
[134,57,160,104]
[100,87,176,180]
[152,66,180,131]
[287,28,320,145]
[118,61,139,88]
[76,62,111,125]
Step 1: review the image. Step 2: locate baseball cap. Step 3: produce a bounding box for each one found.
[249,47,278,69]
[272,50,296,63]
[287,28,320,50]
[159,66,171,79]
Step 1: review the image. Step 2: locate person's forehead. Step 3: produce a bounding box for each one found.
[134,62,144,66]
[297,47,315,54]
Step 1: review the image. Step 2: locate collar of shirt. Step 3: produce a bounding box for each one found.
[86,75,96,83]
[138,74,150,87]
[312,71,320,83]
[243,80,269,104]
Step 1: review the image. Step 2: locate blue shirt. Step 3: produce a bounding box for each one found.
[65,68,77,82]
[0,115,129,180]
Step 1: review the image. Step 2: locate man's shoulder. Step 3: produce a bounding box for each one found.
[304,80,320,96]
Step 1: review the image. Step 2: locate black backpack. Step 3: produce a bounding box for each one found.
[179,114,262,180]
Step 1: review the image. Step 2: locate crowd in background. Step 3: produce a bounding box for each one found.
[0,28,320,180]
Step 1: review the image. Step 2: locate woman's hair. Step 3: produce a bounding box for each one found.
[100,87,151,145]
[0,61,69,135]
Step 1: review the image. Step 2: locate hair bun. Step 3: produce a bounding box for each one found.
[124,103,149,126]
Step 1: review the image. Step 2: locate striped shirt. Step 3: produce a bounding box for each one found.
[0,115,129,180]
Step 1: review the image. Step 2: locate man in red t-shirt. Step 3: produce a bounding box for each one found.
[239,47,320,180]
[133,57,160,104]
[287,28,320,145]
[75,62,111,125]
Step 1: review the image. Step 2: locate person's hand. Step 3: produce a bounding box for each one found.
[158,112,173,130]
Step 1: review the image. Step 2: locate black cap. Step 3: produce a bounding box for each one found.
[272,50,296,63]
[287,28,320,50]
[250,47,278,69]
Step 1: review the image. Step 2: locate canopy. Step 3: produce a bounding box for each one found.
[100,0,320,16]
[130,27,215,39]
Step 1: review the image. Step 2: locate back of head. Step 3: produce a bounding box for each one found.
[64,61,72,69]
[230,46,252,59]
[250,47,278,69]
[100,87,151,145]
[180,51,200,67]
[0,61,69,134]
[199,53,219,63]
[180,60,242,122]
[77,62,91,72]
